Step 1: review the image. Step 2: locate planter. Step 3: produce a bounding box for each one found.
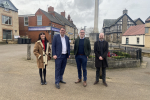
[22,38,26,44]
[18,38,23,44]
[26,39,31,44]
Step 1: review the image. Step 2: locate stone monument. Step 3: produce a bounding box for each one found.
[89,0,99,47]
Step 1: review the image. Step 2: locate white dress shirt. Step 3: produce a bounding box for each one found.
[60,34,67,54]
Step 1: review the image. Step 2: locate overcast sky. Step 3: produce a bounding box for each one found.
[11,0,150,31]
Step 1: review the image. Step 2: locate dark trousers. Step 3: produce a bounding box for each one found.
[75,55,87,81]
[96,67,106,82]
[39,65,46,81]
[55,54,67,84]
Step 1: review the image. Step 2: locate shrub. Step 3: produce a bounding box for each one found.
[113,51,131,58]
[88,55,95,58]
[70,50,74,54]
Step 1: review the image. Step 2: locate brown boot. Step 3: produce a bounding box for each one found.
[75,79,82,84]
[83,81,87,87]
[103,82,108,87]
[94,81,99,85]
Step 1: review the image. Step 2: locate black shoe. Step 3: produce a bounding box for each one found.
[41,80,44,85]
[60,80,66,84]
[44,80,47,85]
[103,82,108,87]
[55,83,60,89]
[94,81,99,85]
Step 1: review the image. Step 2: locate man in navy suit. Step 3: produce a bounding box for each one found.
[52,27,70,89]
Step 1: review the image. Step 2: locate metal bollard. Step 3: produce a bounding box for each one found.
[27,44,31,60]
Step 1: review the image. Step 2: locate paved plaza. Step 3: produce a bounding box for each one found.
[0,44,150,100]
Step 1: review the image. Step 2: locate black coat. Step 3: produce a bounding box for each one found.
[94,40,108,68]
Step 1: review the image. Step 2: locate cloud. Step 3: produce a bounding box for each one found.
[9,0,150,30]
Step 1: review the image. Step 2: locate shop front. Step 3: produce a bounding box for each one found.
[28,26,60,43]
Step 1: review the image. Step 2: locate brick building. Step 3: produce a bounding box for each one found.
[0,0,19,43]
[103,9,144,43]
[19,6,78,43]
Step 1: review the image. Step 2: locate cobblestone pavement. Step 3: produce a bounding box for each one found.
[0,44,150,100]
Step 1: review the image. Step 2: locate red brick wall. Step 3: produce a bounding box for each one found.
[19,9,63,43]
[19,17,28,36]
[27,31,51,43]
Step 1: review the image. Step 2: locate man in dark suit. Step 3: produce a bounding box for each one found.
[52,27,70,89]
[74,29,91,87]
[94,33,108,87]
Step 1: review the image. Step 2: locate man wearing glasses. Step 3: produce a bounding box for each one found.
[74,29,91,87]
[52,27,70,89]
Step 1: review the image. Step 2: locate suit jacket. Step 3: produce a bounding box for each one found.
[94,40,108,68]
[74,38,91,57]
[52,34,70,58]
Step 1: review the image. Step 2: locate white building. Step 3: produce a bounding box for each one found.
[122,24,145,47]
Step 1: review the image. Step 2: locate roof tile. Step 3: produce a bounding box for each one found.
[123,24,145,36]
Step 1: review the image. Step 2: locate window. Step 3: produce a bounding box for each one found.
[126,38,129,45]
[118,25,122,31]
[3,30,12,39]
[37,15,42,25]
[2,15,12,25]
[118,34,120,37]
[111,34,113,38]
[137,37,139,44]
[117,22,122,24]
[24,17,28,26]
[145,28,149,33]
[128,22,133,24]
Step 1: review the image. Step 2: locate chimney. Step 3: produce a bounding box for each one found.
[61,11,65,17]
[48,6,54,12]
[48,6,55,16]
[123,9,128,14]
[68,15,70,21]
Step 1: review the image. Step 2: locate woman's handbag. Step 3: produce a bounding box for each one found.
[48,54,51,60]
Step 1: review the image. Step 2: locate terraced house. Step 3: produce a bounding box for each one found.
[103,9,144,43]
[48,6,78,40]
[0,0,19,44]
[19,6,78,43]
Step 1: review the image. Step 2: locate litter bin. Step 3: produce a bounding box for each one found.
[26,39,31,44]
[22,38,26,44]
[18,38,23,44]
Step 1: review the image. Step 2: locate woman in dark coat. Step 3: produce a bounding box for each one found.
[33,32,51,85]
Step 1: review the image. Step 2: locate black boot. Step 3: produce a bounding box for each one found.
[43,67,47,85]
[41,79,44,85]
[44,79,47,85]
